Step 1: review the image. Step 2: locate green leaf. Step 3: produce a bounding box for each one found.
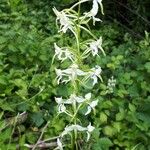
[116,111,125,121]
[0,101,14,112]
[31,112,44,127]
[144,62,150,72]
[129,103,136,112]
[0,36,7,44]
[103,126,115,137]
[19,134,25,146]
[92,137,113,150]
[0,75,8,85]
[99,112,107,123]
[0,127,12,142]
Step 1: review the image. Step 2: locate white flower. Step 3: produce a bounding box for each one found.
[55,93,91,107]
[58,104,66,114]
[89,37,104,56]
[85,99,98,115]
[76,93,91,103]
[68,94,82,104]
[61,124,86,137]
[84,0,103,25]
[54,43,74,62]
[55,69,64,84]
[61,123,95,141]
[90,0,102,25]
[57,138,63,150]
[55,97,68,114]
[55,97,63,104]
[86,123,95,141]
[55,64,86,84]
[89,65,102,85]
[87,123,95,132]
[53,7,73,33]
[106,76,116,93]
[108,76,116,87]
[62,64,83,82]
[55,97,72,114]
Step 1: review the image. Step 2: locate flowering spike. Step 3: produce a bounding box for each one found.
[52,0,110,149]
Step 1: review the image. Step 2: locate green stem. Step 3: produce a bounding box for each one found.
[71,1,81,150]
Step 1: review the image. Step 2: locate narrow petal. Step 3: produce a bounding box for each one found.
[85,106,92,115]
[57,138,63,150]
[87,123,95,132]
[85,93,91,100]
[55,97,63,104]
[90,100,98,108]
[86,131,90,142]
[58,104,66,113]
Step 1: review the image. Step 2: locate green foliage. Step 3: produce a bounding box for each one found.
[0,0,150,149]
[92,137,113,150]
[91,27,150,149]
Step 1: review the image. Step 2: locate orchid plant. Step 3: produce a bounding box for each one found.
[52,0,115,149]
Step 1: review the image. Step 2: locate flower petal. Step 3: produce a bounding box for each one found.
[57,138,63,150]
[85,93,91,100]
[89,100,98,108]
[85,106,92,115]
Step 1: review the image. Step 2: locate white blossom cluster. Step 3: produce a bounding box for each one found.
[53,0,103,33]
[106,76,116,93]
[55,64,102,85]
[57,123,95,150]
[52,0,108,149]
[55,93,98,116]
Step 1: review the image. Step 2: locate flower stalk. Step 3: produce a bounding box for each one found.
[52,0,115,149]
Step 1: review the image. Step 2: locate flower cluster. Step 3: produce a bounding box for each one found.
[52,0,113,149]
[57,123,95,150]
[106,76,116,93]
[53,0,104,34]
[55,93,98,116]
[55,64,102,85]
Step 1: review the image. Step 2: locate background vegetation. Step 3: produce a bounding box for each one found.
[0,0,150,149]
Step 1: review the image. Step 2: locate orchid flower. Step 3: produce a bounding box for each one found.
[61,123,95,141]
[84,0,104,25]
[85,65,102,86]
[53,7,73,33]
[89,37,104,56]
[55,93,93,116]
[85,99,98,115]
[54,43,74,62]
[56,64,102,86]
[91,65,102,85]
[55,69,64,84]
[55,93,91,107]
[55,64,86,84]
[55,97,71,115]
[86,123,95,141]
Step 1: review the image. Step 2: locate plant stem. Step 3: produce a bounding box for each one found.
[71,1,82,149]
